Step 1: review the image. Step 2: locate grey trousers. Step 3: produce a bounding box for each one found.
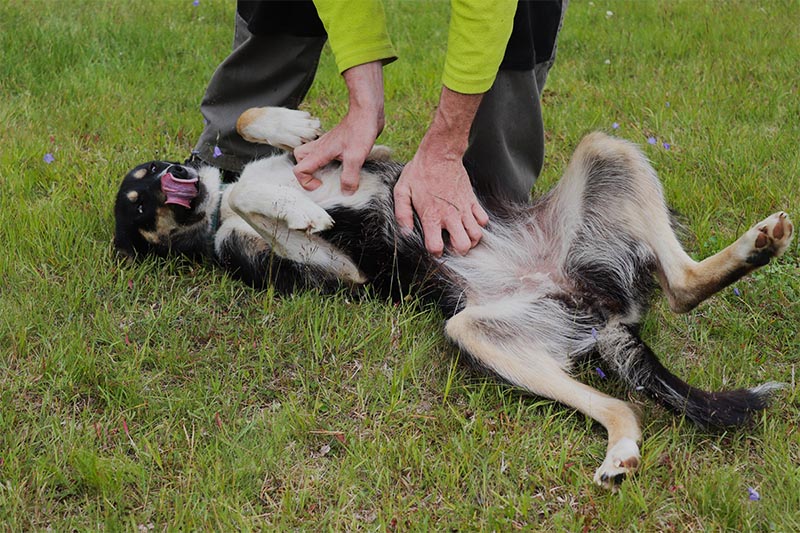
[194,11,563,204]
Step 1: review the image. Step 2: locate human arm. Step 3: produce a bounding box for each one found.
[293,61,385,194]
[293,1,396,193]
[393,86,489,257]
[299,0,517,255]
[394,1,516,256]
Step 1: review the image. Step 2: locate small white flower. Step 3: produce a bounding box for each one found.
[606,10,614,17]
[604,59,611,65]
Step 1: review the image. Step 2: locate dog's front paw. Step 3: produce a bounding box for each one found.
[744,212,794,266]
[593,438,640,491]
[237,107,322,151]
[284,204,334,234]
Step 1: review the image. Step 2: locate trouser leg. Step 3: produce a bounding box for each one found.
[464,0,567,205]
[193,12,326,172]
[463,69,545,204]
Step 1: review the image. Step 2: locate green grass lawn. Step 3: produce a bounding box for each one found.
[2,0,799,530]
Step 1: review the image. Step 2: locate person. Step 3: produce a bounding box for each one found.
[191,1,566,256]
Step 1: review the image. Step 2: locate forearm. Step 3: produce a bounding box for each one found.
[421,87,482,158]
[342,61,385,134]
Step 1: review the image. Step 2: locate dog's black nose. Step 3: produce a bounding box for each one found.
[170,166,189,180]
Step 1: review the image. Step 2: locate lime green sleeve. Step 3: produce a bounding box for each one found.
[313,0,397,73]
[442,0,517,94]
[313,0,515,93]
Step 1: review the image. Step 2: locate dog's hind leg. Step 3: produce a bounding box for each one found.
[559,133,794,313]
[657,212,793,312]
[445,305,642,491]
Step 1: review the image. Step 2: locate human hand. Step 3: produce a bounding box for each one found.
[294,61,385,194]
[394,142,488,257]
[393,87,488,256]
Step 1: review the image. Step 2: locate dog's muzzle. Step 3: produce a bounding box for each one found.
[161,167,198,208]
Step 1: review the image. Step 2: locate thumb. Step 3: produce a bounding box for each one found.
[293,153,324,191]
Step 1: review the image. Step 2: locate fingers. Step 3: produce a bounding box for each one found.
[462,207,484,247]
[393,183,415,234]
[340,150,368,195]
[293,126,371,193]
[472,202,489,227]
[422,217,445,257]
[293,142,326,190]
[420,212,482,257]
[444,218,471,256]
[399,202,484,257]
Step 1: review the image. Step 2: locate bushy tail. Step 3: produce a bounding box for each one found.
[596,325,781,428]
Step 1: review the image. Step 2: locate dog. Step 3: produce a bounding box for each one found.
[114,107,793,490]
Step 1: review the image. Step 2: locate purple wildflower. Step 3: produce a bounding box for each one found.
[733,287,741,297]
[213,145,222,158]
[748,487,760,501]
[43,153,55,164]
[193,0,199,6]
[647,136,657,145]
[663,142,671,150]
[612,122,620,130]
[665,102,671,108]
[596,367,607,379]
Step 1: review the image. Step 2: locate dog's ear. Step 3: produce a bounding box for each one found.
[113,223,137,259]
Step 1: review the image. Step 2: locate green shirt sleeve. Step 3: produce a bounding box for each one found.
[442,0,517,94]
[313,0,515,93]
[313,0,397,73]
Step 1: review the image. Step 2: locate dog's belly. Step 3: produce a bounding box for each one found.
[445,222,570,306]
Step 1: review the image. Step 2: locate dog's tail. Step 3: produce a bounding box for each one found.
[595,324,781,428]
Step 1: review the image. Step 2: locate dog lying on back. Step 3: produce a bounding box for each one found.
[114,107,793,489]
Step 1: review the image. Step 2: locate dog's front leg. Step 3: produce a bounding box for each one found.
[237,107,322,151]
[226,178,366,285]
[233,156,334,233]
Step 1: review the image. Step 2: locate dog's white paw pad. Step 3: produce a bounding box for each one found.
[593,438,640,491]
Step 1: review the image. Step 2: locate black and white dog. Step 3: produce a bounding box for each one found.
[114,107,793,489]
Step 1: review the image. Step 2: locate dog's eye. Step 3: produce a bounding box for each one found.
[137,203,144,214]
[149,163,159,173]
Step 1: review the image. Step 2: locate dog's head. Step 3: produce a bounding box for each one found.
[113,160,212,258]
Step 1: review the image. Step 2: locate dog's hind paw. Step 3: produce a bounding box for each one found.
[237,107,322,151]
[743,211,794,267]
[593,438,640,491]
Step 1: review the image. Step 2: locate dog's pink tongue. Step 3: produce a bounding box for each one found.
[161,172,198,208]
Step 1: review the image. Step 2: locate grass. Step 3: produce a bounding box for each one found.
[1,0,799,530]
